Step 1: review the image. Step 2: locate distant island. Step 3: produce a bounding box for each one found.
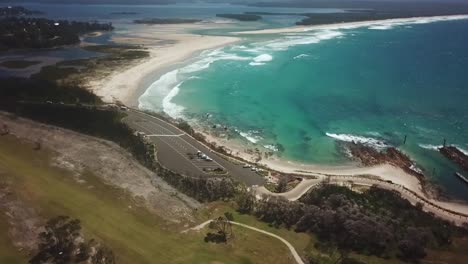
[0,17,114,51]
[110,12,139,15]
[0,6,44,16]
[216,14,262,22]
[134,18,202,24]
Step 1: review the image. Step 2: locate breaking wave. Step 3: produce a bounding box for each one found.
[249,54,273,66]
[162,83,184,119]
[293,54,310,60]
[418,144,443,151]
[326,132,389,149]
[264,144,279,152]
[236,129,263,144]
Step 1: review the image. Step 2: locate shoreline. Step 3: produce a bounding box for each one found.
[88,16,468,208]
[87,23,240,106]
[235,14,468,34]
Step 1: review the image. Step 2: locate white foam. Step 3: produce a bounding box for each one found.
[368,25,393,30]
[418,144,443,151]
[249,62,265,66]
[326,132,389,149]
[162,83,185,119]
[249,54,273,66]
[410,164,423,174]
[253,54,273,62]
[455,145,468,155]
[291,15,468,33]
[264,144,279,152]
[263,30,343,51]
[364,15,468,31]
[139,48,251,114]
[238,130,263,144]
[138,69,179,110]
[293,54,310,60]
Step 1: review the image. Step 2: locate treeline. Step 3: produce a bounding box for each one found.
[154,165,237,202]
[216,14,262,21]
[0,77,99,104]
[134,18,201,24]
[30,216,115,264]
[0,6,43,16]
[0,17,113,51]
[237,184,466,262]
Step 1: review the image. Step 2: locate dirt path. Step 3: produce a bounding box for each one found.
[183,220,305,264]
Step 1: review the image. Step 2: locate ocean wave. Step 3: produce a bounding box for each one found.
[237,129,263,144]
[326,132,389,149]
[368,25,392,30]
[264,144,279,152]
[181,49,249,74]
[138,69,179,110]
[139,48,251,114]
[162,82,185,119]
[365,15,468,31]
[455,145,468,155]
[253,54,273,62]
[418,144,443,151]
[249,62,265,66]
[249,54,273,66]
[293,54,310,60]
[263,30,343,51]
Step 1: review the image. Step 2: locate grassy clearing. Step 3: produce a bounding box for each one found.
[0,60,40,69]
[0,135,301,264]
[0,215,27,264]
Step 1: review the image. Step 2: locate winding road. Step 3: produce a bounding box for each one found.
[183,220,305,264]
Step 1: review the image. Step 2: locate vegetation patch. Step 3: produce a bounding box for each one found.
[134,18,202,24]
[0,17,113,51]
[216,13,262,21]
[236,185,468,263]
[0,60,41,69]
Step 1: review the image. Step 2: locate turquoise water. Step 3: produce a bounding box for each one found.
[140,17,468,200]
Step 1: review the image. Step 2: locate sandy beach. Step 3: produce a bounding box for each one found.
[87,23,239,106]
[235,14,468,35]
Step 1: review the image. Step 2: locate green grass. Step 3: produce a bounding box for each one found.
[0,60,40,69]
[0,135,300,264]
[0,216,28,264]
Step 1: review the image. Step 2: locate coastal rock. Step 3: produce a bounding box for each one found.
[439,146,468,171]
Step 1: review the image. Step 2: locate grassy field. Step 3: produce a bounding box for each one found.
[0,135,302,264]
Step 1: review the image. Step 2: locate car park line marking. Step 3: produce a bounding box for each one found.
[136,119,227,171]
[147,134,185,137]
[131,121,226,174]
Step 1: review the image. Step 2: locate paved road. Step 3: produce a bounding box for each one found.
[124,109,265,186]
[183,220,305,264]
[255,175,468,226]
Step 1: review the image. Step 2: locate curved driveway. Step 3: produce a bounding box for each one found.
[184,220,305,264]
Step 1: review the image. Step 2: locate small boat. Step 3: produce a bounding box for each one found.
[455,172,468,184]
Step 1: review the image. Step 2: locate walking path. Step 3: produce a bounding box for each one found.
[254,175,468,226]
[183,220,305,264]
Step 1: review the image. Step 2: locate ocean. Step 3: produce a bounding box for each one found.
[139,16,468,200]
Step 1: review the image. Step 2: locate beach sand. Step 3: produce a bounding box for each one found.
[87,23,239,106]
[235,14,468,35]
